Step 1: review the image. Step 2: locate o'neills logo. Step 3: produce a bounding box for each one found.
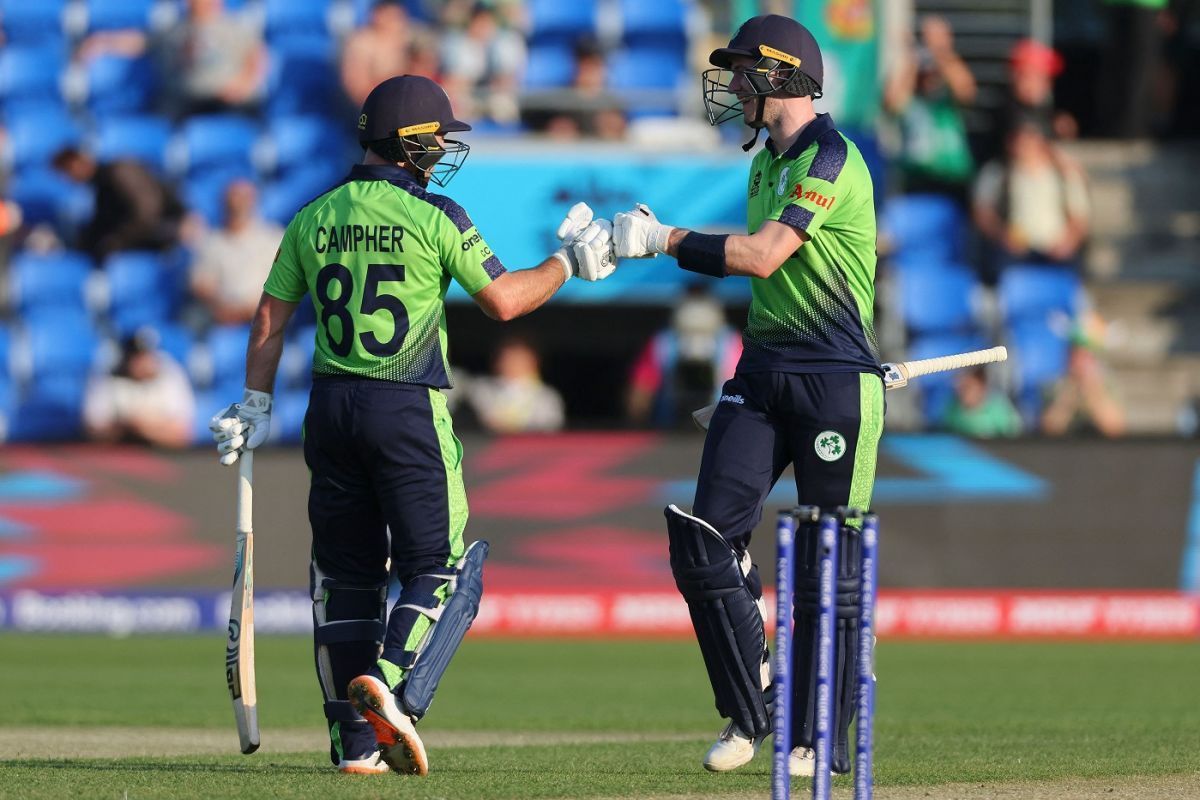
[793,184,836,209]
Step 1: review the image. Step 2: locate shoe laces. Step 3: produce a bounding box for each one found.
[719,721,752,743]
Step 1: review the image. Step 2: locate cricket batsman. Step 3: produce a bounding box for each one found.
[612,15,885,777]
[209,75,616,776]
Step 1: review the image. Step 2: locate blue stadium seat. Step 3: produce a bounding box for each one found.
[1008,318,1070,423]
[2,105,81,173]
[523,44,577,89]
[997,264,1082,324]
[607,48,685,115]
[258,115,349,177]
[0,46,67,108]
[175,114,260,177]
[0,0,67,43]
[190,387,222,445]
[880,194,965,267]
[84,0,156,32]
[17,310,101,379]
[260,164,342,224]
[102,251,183,337]
[896,264,979,335]
[183,166,256,226]
[8,250,93,314]
[7,168,94,231]
[265,47,340,117]
[93,115,172,171]
[205,323,252,392]
[278,324,316,389]
[148,321,195,367]
[906,332,990,425]
[528,0,596,44]
[7,375,87,441]
[264,0,329,42]
[620,0,688,48]
[270,388,309,443]
[82,53,157,115]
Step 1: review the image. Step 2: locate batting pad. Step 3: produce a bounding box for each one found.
[666,504,771,739]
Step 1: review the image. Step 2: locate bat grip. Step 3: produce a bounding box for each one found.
[903,346,1007,380]
[237,451,254,535]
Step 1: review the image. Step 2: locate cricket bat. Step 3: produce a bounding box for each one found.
[226,450,260,754]
[691,346,1009,430]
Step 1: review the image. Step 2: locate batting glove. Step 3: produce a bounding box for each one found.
[551,202,594,282]
[613,203,673,259]
[210,388,272,466]
[572,219,616,281]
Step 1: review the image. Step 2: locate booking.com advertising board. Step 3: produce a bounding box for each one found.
[445,152,754,304]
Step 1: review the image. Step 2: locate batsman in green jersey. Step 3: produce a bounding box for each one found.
[209,75,617,777]
[613,14,885,781]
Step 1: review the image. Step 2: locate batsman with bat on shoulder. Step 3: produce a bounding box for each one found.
[611,15,884,780]
[208,75,616,777]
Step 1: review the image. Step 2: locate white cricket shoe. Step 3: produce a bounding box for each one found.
[337,752,390,775]
[348,675,429,776]
[789,746,815,777]
[703,721,760,772]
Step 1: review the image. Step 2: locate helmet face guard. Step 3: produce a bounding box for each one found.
[702,50,821,128]
[367,122,471,188]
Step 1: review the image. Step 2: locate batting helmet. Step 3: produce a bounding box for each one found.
[357,75,472,187]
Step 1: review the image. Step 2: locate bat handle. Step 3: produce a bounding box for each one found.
[237,451,253,535]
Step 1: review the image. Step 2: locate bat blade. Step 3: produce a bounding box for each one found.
[226,453,259,754]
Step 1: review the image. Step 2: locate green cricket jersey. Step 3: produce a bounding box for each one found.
[264,164,504,388]
[741,113,880,374]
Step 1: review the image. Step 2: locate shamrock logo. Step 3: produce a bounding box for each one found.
[814,430,847,462]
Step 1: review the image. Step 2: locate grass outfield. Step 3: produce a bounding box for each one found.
[2,635,1199,799]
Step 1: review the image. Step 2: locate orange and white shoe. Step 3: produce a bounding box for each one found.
[337,752,389,775]
[348,675,429,776]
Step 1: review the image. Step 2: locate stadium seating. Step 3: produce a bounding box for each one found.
[265,45,341,118]
[82,0,157,33]
[264,0,331,43]
[102,251,184,337]
[0,0,68,43]
[6,374,88,441]
[183,165,256,226]
[257,114,350,177]
[879,194,966,268]
[7,168,94,231]
[172,114,260,178]
[260,163,343,224]
[528,0,597,45]
[607,48,686,116]
[0,46,67,110]
[997,264,1082,323]
[93,115,172,171]
[523,45,577,90]
[14,309,101,384]
[619,0,689,49]
[80,53,158,116]
[1,105,81,173]
[270,388,309,443]
[7,250,94,314]
[896,264,980,336]
[203,323,253,396]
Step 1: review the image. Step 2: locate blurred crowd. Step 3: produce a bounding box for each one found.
[0,0,1194,444]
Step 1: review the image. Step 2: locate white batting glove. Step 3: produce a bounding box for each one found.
[209,388,272,466]
[572,219,616,281]
[550,202,594,281]
[613,203,673,258]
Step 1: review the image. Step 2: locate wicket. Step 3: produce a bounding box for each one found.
[772,506,879,800]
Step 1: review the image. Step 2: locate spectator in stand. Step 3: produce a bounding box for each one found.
[1097,0,1169,138]
[190,179,284,326]
[158,0,267,117]
[461,335,565,434]
[939,366,1023,438]
[340,1,415,109]
[987,39,1077,159]
[52,147,187,263]
[1041,329,1126,438]
[882,15,976,204]
[525,39,628,141]
[439,3,526,125]
[83,328,196,448]
[627,285,742,429]
[972,121,1090,273]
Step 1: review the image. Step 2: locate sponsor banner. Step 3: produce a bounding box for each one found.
[2,589,1197,639]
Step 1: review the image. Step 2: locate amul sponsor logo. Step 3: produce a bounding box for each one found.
[793,184,836,209]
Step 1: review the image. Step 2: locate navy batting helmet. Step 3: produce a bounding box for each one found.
[357,75,472,187]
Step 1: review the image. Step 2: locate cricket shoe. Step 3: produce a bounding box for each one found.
[337,752,389,775]
[702,721,760,772]
[788,746,815,777]
[348,675,429,776]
